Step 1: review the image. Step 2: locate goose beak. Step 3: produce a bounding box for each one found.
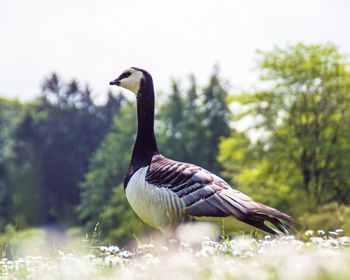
[109,79,120,86]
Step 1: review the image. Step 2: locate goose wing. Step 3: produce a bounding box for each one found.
[146,154,294,234]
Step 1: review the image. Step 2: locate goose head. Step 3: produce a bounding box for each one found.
[110,67,148,94]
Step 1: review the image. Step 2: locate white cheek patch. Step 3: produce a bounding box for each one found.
[120,70,144,94]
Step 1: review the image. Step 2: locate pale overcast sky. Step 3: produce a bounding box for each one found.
[1,0,350,103]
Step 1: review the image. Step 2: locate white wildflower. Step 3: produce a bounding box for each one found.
[104,255,123,266]
[99,246,108,253]
[161,246,169,252]
[107,245,120,254]
[119,250,133,258]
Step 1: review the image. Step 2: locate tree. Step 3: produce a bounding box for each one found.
[157,80,187,160]
[0,98,23,227]
[77,103,152,242]
[219,43,350,213]
[201,65,231,173]
[181,74,207,164]
[158,67,231,174]
[11,73,125,227]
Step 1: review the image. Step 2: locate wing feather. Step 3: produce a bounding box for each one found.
[146,154,295,234]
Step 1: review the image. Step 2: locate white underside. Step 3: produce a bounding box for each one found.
[125,167,185,234]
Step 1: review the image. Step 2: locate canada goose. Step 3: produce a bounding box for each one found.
[109,67,294,236]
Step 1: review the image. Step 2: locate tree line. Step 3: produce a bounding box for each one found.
[1,43,350,243]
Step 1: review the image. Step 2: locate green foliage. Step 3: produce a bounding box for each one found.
[8,73,125,228]
[77,103,155,244]
[158,66,231,174]
[77,103,156,244]
[201,65,231,173]
[181,75,206,163]
[0,99,24,228]
[220,43,350,215]
[7,159,45,228]
[0,99,22,162]
[299,202,350,234]
[157,79,187,160]
[219,131,302,214]
[77,103,140,238]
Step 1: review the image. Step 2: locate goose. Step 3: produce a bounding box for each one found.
[109,67,295,236]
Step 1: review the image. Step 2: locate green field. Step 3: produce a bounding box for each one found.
[1,228,350,280]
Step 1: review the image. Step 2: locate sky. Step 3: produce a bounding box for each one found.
[1,0,350,103]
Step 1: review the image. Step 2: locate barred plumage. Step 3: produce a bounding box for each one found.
[146,154,294,234]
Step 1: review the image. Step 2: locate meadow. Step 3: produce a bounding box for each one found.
[1,226,350,280]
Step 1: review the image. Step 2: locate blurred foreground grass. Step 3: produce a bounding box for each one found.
[1,225,350,280]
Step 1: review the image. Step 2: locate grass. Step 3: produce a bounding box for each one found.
[1,226,350,280]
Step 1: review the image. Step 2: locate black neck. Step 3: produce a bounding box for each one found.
[131,74,159,167]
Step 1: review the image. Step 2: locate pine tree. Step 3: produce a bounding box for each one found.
[158,80,187,161]
[201,65,231,173]
[12,73,123,227]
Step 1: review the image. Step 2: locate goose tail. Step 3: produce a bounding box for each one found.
[239,203,296,235]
